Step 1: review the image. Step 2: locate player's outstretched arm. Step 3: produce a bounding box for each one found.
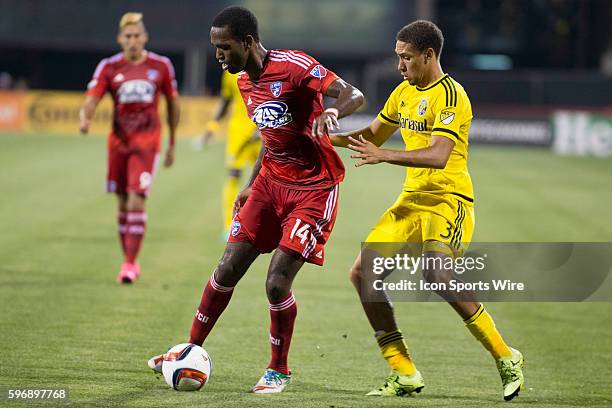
[330,118,396,148]
[79,95,101,134]
[348,135,455,169]
[312,79,364,137]
[164,95,180,167]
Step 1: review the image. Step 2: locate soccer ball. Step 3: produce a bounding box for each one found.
[161,343,212,391]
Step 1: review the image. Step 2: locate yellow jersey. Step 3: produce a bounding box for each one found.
[377,74,474,202]
[221,71,257,136]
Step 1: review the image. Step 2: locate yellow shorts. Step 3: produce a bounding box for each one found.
[226,124,260,170]
[365,191,474,257]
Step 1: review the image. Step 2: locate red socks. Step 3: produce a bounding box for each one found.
[267,292,297,375]
[118,211,127,256]
[189,275,235,345]
[188,276,297,376]
[125,211,146,263]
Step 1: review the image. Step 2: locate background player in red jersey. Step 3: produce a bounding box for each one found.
[148,6,364,393]
[79,12,180,283]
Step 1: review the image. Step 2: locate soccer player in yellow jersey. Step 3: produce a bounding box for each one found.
[331,21,524,401]
[199,71,260,235]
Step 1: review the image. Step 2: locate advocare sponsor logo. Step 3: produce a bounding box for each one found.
[28,95,112,126]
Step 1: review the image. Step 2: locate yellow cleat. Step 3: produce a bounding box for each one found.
[497,347,525,401]
[366,370,424,397]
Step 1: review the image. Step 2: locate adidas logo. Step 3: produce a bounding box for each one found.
[247,96,252,105]
[315,250,323,259]
[113,73,125,82]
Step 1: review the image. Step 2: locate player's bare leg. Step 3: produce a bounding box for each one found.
[149,242,260,373]
[189,241,260,344]
[117,192,147,283]
[252,247,303,393]
[350,251,424,396]
[422,248,524,401]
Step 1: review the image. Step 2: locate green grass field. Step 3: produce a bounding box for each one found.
[1,132,611,407]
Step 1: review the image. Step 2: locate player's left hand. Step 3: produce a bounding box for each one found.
[347,135,387,167]
[164,146,175,168]
[312,110,340,138]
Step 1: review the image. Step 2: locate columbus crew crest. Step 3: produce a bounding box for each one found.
[418,99,428,116]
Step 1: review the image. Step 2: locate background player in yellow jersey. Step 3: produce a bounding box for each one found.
[198,71,260,236]
[331,20,524,401]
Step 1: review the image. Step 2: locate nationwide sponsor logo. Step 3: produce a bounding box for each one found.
[231,220,241,236]
[310,64,327,79]
[252,101,292,129]
[117,79,155,104]
[418,99,428,116]
[270,81,282,97]
[440,110,455,125]
[399,114,427,132]
[147,69,159,81]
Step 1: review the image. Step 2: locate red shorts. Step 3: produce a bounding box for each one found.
[228,175,339,266]
[107,146,160,196]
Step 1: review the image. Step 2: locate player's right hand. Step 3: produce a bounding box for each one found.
[233,187,251,217]
[79,111,90,134]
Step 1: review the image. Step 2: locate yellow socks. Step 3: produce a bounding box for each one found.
[222,176,240,231]
[376,330,417,376]
[464,304,512,359]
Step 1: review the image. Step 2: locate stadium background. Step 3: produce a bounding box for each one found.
[1,0,611,407]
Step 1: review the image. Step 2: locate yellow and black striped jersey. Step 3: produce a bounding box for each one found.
[378,74,474,202]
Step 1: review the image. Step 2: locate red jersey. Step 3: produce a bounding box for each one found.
[86,51,178,151]
[237,50,344,190]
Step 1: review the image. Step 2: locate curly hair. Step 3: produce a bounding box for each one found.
[212,6,259,42]
[397,20,444,56]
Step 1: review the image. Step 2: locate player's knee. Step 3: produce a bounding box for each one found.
[349,264,361,287]
[265,276,290,303]
[422,266,453,286]
[214,258,244,287]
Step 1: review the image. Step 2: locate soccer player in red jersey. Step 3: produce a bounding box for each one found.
[79,12,180,283]
[148,6,364,392]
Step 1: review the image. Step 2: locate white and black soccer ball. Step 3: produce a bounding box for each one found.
[162,343,212,391]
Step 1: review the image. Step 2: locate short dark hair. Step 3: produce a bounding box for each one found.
[212,6,259,42]
[396,20,444,57]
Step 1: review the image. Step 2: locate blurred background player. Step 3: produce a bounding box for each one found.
[149,6,364,393]
[331,21,524,401]
[195,70,260,238]
[79,12,180,283]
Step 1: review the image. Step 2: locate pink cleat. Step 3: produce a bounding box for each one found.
[117,262,140,284]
